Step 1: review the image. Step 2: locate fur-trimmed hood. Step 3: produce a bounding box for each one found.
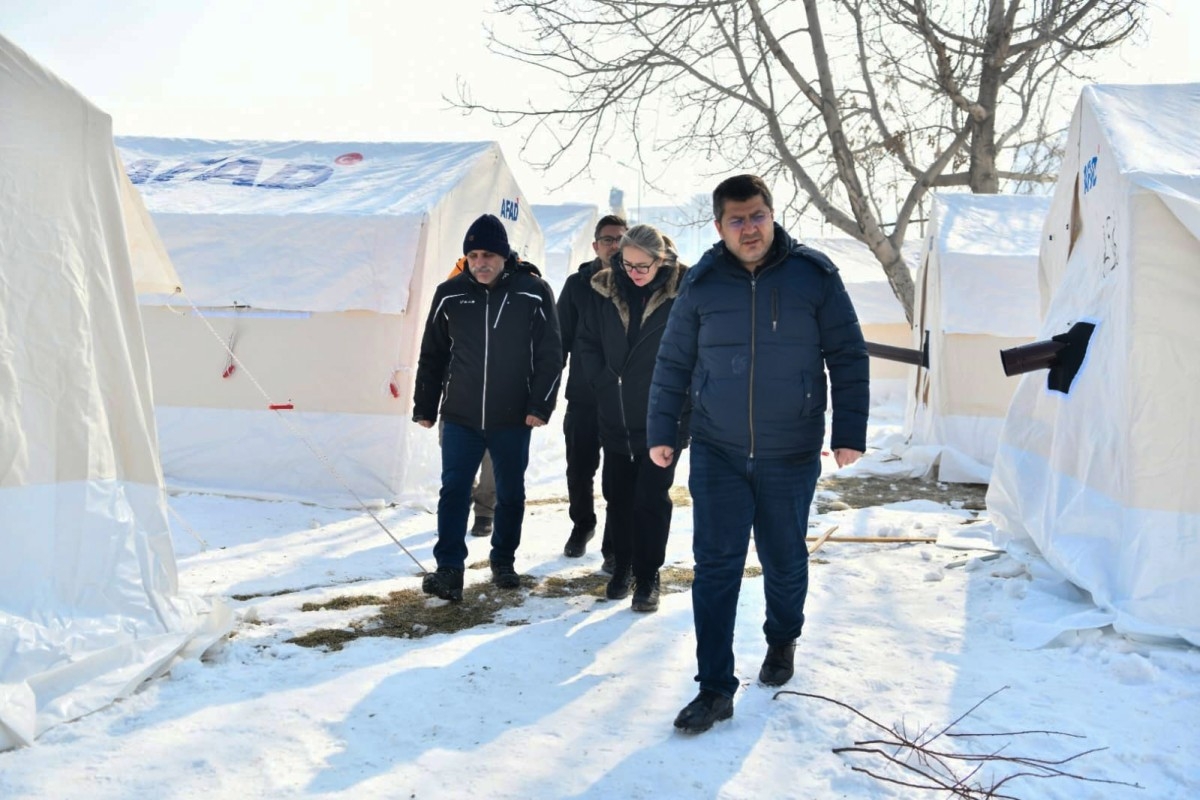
[590,263,687,332]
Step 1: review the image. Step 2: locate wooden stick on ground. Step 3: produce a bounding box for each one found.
[807,525,839,555]
[806,534,938,547]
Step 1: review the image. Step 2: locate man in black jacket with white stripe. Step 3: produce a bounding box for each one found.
[413,214,563,602]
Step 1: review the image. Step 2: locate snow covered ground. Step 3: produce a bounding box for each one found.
[2,406,1197,799]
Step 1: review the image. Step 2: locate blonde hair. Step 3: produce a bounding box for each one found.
[620,224,680,269]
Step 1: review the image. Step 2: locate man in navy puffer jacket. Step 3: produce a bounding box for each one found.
[647,174,868,733]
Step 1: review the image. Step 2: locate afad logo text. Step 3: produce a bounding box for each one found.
[500,197,520,221]
[125,151,365,190]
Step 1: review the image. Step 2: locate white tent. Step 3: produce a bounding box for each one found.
[987,84,1200,645]
[118,137,546,508]
[0,36,229,751]
[905,193,1050,482]
[533,203,598,291]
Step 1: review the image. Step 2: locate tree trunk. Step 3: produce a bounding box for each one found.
[866,235,915,324]
[968,0,1009,194]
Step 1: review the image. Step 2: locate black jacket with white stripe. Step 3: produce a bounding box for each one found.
[413,257,563,430]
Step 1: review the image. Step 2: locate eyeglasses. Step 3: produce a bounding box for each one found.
[723,211,771,231]
[596,236,622,246]
[623,257,658,274]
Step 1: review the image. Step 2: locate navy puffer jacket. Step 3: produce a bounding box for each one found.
[647,226,868,459]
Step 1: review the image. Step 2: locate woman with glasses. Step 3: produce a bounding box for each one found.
[576,224,689,612]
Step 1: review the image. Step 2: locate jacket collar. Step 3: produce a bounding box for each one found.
[689,223,797,282]
[591,263,686,332]
[462,254,543,288]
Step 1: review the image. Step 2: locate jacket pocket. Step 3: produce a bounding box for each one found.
[799,371,827,417]
[691,369,710,418]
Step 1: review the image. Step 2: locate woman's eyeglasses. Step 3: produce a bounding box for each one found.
[623,257,658,274]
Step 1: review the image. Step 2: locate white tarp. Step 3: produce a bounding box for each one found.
[0,35,229,751]
[119,137,546,507]
[904,193,1050,482]
[533,203,598,291]
[987,83,1200,645]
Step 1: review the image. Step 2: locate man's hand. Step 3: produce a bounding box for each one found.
[834,448,862,468]
[649,445,675,468]
[415,419,434,429]
[526,414,547,428]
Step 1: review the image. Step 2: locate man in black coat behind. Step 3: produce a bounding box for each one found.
[557,214,627,567]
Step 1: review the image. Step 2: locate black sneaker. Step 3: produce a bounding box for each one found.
[758,641,797,687]
[600,553,615,575]
[490,561,520,589]
[673,690,734,733]
[421,566,464,602]
[470,515,493,537]
[563,525,595,557]
[631,572,660,613]
[605,563,633,600]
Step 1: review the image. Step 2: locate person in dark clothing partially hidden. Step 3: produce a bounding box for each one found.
[557,214,627,568]
[576,223,688,613]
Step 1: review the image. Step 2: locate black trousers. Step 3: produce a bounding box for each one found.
[601,446,678,578]
[564,403,605,549]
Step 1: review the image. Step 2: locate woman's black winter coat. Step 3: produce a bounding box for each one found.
[576,263,689,456]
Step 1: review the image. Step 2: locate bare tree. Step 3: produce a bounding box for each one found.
[459,0,1146,320]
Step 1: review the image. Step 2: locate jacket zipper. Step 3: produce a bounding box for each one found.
[620,314,668,458]
[771,289,779,332]
[749,277,757,459]
[606,316,668,459]
[615,375,633,460]
[481,290,491,429]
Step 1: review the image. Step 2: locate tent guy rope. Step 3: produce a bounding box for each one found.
[173,293,430,575]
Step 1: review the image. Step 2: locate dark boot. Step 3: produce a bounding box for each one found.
[605,562,633,600]
[631,572,660,613]
[563,525,595,557]
[599,553,615,576]
[421,566,464,602]
[490,561,521,590]
[470,515,493,537]
[758,641,797,687]
[673,690,734,733]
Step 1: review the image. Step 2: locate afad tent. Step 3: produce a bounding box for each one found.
[0,36,229,751]
[533,203,598,291]
[987,84,1200,645]
[803,238,918,398]
[117,137,546,508]
[905,193,1050,483]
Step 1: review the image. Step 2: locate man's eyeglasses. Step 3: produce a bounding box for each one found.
[623,257,658,274]
[596,236,622,246]
[724,211,771,231]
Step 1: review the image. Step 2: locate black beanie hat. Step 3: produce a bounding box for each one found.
[463,214,511,258]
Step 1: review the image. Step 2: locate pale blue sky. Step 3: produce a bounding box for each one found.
[4,0,1197,209]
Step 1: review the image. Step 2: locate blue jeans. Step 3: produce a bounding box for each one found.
[436,422,531,569]
[688,439,822,697]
